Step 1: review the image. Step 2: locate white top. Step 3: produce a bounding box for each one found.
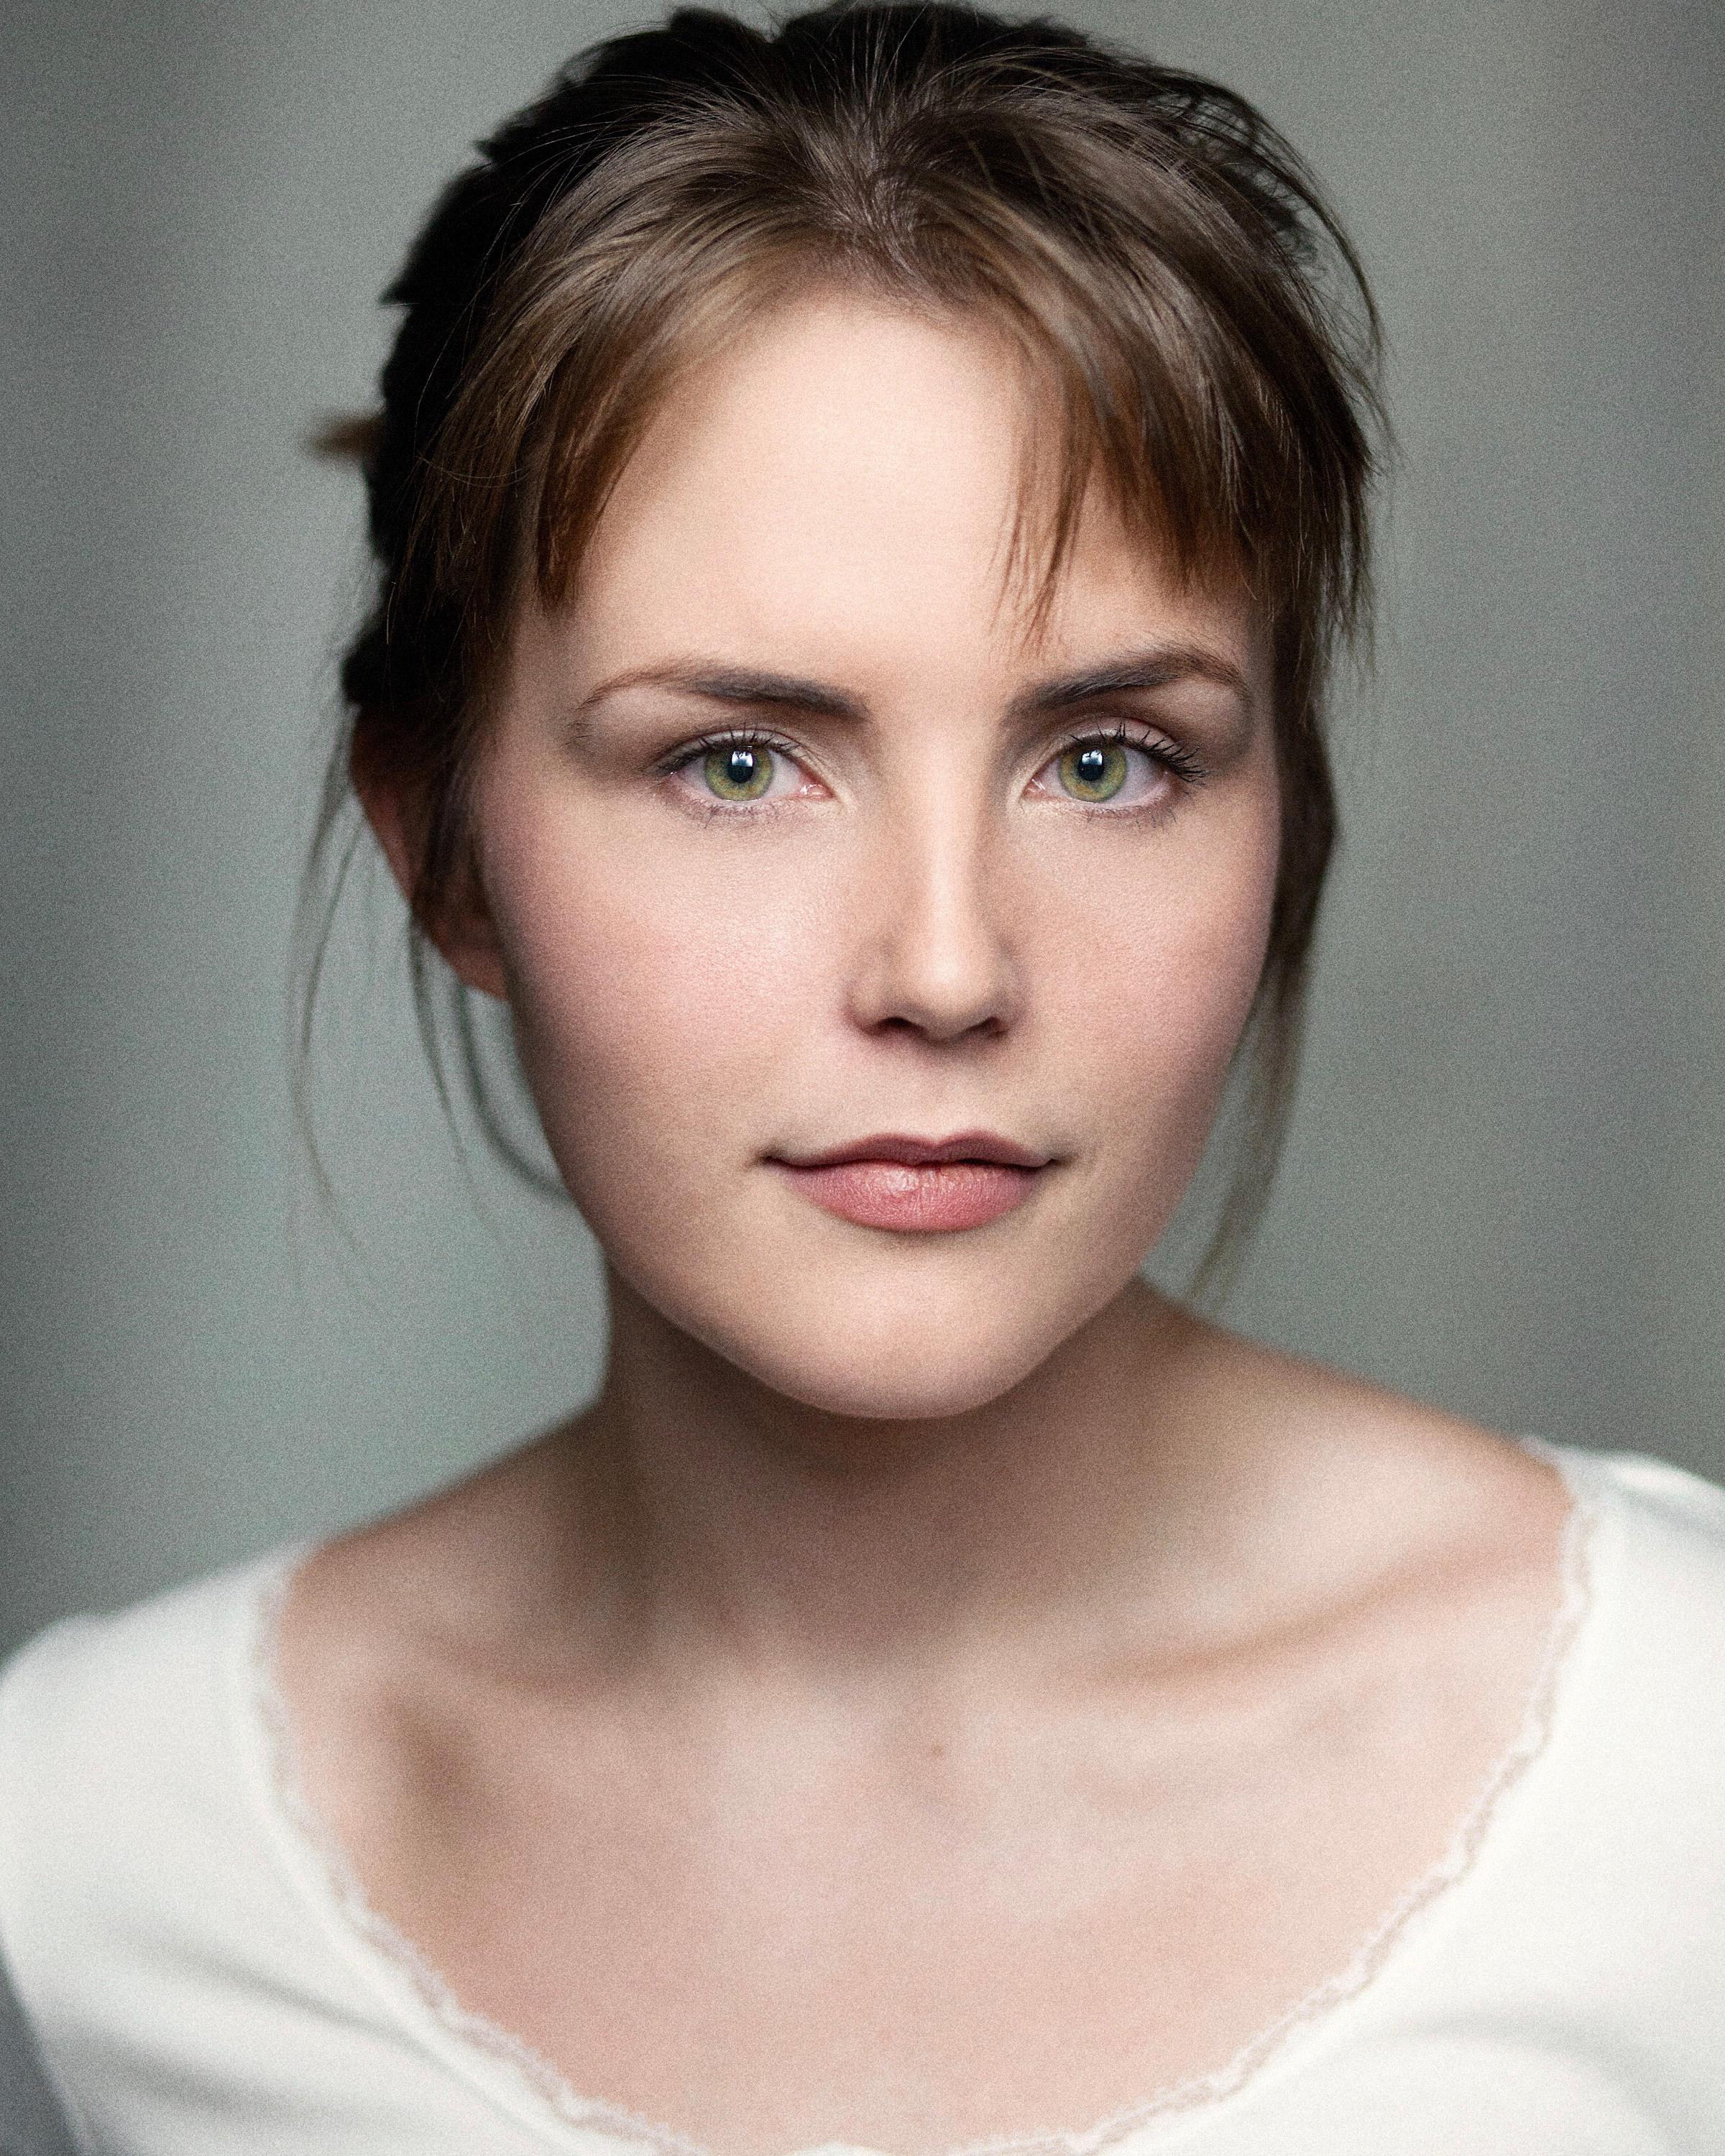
[1,1441,1724,2156]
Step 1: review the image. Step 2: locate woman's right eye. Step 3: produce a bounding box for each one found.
[661,733,814,811]
[701,741,777,801]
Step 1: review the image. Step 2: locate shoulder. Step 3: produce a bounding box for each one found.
[1570,1440,1725,1552]
[0,1554,287,1826]
[0,1554,298,2032]
[1494,1445,1725,1953]
[1168,1314,1576,1616]
[1436,1445,1725,2079]
[1559,1443,1725,1700]
[0,1551,535,2147]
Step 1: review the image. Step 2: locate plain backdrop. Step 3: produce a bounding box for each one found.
[3,0,1721,1656]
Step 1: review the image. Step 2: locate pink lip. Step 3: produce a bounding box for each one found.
[770,1132,1052,1233]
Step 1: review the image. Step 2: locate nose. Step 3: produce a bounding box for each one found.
[845,796,1023,1044]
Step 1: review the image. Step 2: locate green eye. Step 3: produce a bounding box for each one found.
[703,742,775,801]
[1057,740,1128,801]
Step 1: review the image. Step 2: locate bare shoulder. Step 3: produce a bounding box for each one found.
[273,1426,588,1843]
[1167,1309,1573,1628]
[283,1416,594,1668]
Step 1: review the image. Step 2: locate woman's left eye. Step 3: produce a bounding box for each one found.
[1031,734,1183,809]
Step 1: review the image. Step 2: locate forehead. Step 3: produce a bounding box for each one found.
[548,288,1264,701]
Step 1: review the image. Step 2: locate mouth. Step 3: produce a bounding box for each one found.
[768,1131,1053,1233]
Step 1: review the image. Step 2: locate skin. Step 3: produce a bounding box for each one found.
[286,290,1571,2156]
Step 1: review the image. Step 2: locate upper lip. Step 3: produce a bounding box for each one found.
[776,1131,1051,1169]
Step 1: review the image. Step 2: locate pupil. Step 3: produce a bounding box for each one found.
[1077,747,1105,785]
[727,748,756,786]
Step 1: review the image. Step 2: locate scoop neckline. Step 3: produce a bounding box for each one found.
[225,1434,1607,2156]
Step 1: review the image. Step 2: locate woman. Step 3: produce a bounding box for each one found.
[1,5,1721,2151]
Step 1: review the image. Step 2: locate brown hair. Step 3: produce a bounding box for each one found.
[303,0,1384,1290]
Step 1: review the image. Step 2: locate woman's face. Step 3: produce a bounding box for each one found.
[457,290,1282,1418]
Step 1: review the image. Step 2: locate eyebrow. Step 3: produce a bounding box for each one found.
[1008,643,1250,717]
[574,640,1249,727]
[575,664,867,724]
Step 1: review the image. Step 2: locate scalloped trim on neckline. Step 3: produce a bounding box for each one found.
[236,1437,1601,2156]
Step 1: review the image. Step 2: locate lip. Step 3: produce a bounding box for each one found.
[779,1131,1051,1171]
[770,1131,1052,1233]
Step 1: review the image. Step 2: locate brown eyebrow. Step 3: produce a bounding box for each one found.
[575,641,1248,730]
[1010,643,1250,717]
[575,664,867,724]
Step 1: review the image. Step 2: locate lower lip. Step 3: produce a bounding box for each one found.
[773,1159,1043,1233]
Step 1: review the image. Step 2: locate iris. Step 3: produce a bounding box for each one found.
[1058,741,1128,801]
[704,744,774,801]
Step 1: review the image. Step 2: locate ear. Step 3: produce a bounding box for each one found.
[349,737,511,1003]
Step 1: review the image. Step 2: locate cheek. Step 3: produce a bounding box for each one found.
[477,791,826,1184]
[1046,799,1282,1151]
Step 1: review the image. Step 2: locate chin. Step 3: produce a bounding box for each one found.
[727,1333,1058,1424]
[679,1263,1123,1424]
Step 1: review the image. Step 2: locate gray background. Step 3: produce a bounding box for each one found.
[3,0,1720,1657]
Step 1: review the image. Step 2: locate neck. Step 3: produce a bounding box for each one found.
[540,1273,1269,1690]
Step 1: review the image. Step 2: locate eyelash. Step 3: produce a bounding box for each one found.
[653,722,1210,814]
[1046,724,1210,793]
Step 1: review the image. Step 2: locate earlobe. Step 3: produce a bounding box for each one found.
[349,740,417,910]
[432,887,512,1005]
[349,740,512,1003]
